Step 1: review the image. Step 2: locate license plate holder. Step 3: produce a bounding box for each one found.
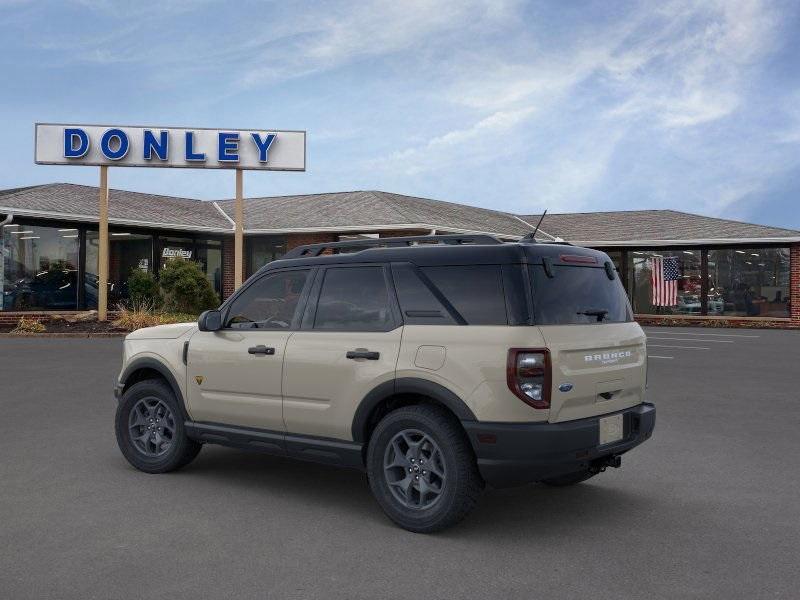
[599,413,624,446]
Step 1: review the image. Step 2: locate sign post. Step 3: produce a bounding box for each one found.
[98,166,109,321]
[235,169,244,289]
[34,123,306,319]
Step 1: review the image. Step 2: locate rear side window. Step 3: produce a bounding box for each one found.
[314,266,394,331]
[421,265,507,325]
[391,264,456,325]
[530,265,632,325]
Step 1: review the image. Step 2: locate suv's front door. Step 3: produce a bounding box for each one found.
[186,268,313,431]
[282,265,402,441]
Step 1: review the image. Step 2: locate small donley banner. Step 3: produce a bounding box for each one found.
[34,123,306,171]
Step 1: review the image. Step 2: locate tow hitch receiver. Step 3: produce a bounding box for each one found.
[590,455,621,473]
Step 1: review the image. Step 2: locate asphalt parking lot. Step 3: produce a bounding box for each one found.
[1,328,799,600]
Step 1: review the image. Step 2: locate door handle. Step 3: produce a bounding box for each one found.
[248,345,275,355]
[346,349,380,360]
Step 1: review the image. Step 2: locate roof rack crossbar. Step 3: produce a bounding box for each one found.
[283,234,504,258]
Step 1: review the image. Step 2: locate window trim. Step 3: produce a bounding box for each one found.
[220,266,315,331]
[301,263,402,333]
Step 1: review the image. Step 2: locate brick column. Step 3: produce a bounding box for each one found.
[791,244,800,325]
[222,237,235,300]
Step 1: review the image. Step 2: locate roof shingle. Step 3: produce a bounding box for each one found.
[519,210,800,244]
[214,190,533,237]
[0,183,231,231]
[1,183,797,243]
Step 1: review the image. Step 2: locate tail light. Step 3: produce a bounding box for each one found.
[507,348,551,409]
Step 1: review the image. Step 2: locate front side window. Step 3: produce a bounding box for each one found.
[226,269,310,329]
[314,267,393,331]
[530,264,632,325]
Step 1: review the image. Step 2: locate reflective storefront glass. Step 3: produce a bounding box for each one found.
[85,231,153,308]
[629,249,702,315]
[707,248,790,318]
[247,236,287,277]
[196,240,223,300]
[1,223,80,310]
[158,236,223,301]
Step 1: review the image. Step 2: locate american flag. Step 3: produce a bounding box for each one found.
[651,256,679,306]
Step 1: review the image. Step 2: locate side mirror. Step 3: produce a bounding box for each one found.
[198,309,222,332]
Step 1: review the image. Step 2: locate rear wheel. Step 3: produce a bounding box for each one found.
[367,405,483,533]
[115,379,201,473]
[540,470,596,487]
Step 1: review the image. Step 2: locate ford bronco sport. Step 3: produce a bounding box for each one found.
[114,234,655,533]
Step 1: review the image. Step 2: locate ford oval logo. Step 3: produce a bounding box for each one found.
[559,383,573,393]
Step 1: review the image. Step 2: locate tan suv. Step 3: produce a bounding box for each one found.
[114,234,655,532]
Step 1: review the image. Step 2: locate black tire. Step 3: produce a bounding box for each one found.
[540,470,596,487]
[115,379,201,474]
[367,405,483,533]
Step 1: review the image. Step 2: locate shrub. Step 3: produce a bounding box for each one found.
[113,301,164,331]
[113,301,199,332]
[158,259,219,314]
[127,269,162,308]
[11,316,46,334]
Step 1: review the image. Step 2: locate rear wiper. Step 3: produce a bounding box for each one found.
[577,309,609,322]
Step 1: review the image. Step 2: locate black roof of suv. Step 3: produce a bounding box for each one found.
[265,234,613,272]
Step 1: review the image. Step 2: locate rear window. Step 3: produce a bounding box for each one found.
[530,265,632,325]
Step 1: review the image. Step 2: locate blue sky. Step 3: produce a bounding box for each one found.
[1,0,799,229]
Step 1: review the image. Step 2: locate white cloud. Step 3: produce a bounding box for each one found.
[238,0,521,88]
[379,106,535,175]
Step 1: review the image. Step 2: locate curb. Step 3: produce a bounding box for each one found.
[0,332,127,338]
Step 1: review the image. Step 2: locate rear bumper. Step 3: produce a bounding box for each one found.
[462,402,656,488]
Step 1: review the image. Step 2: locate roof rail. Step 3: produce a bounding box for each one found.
[283,234,504,259]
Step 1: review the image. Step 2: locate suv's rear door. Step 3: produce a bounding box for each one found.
[282,264,402,440]
[529,261,647,423]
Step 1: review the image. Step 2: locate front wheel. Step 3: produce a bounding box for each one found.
[115,379,201,473]
[367,405,483,533]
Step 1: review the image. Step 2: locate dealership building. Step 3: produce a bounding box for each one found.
[1,182,798,328]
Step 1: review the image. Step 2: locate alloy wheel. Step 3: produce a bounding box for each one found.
[128,397,176,457]
[383,429,447,510]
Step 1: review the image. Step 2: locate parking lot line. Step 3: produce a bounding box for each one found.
[647,337,733,343]
[648,344,710,350]
[644,331,760,338]
[647,355,674,359]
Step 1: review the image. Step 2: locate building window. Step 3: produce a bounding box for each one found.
[629,249,702,315]
[196,240,223,300]
[159,236,195,271]
[85,230,153,309]
[247,236,287,277]
[1,223,80,311]
[707,248,790,318]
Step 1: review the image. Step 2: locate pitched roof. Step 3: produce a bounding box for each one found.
[215,190,534,237]
[0,183,230,232]
[1,183,797,244]
[519,210,800,245]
